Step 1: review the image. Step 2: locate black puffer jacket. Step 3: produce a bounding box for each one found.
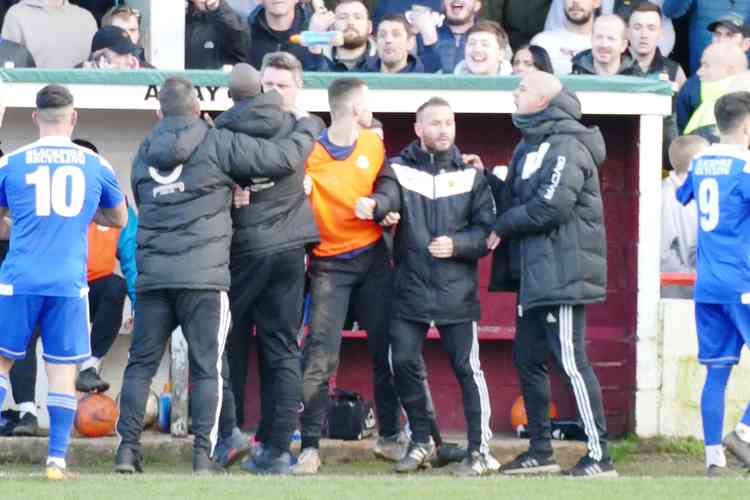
[371,142,495,325]
[214,92,320,258]
[186,0,249,69]
[131,114,320,292]
[489,89,607,310]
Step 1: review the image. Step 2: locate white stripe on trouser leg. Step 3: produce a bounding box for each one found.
[469,321,493,455]
[559,305,602,461]
[208,291,231,457]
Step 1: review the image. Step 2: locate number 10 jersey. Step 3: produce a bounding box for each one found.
[677,143,750,304]
[0,136,124,297]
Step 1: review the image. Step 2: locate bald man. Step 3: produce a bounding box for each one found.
[571,14,634,75]
[487,71,616,478]
[682,43,748,139]
[678,41,750,134]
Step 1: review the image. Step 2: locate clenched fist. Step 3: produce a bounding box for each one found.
[355,197,376,220]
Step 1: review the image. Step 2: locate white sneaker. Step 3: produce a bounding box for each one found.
[291,448,321,475]
[452,451,499,477]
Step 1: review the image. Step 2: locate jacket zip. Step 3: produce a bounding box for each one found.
[429,152,437,322]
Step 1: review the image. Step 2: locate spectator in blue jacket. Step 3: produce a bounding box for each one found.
[416,0,483,73]
[663,0,750,74]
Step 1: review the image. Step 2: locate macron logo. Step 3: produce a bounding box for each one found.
[543,156,566,201]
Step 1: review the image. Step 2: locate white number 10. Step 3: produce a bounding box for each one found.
[25,166,85,217]
[698,178,720,232]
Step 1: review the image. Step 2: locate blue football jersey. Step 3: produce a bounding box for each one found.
[677,143,750,303]
[0,136,124,297]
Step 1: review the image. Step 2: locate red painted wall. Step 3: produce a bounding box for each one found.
[242,112,640,436]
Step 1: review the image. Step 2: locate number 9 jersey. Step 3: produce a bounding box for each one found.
[677,143,750,304]
[0,137,124,297]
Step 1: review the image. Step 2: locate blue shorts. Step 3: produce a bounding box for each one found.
[0,294,90,364]
[695,303,750,366]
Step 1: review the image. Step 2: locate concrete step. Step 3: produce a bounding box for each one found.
[0,431,587,467]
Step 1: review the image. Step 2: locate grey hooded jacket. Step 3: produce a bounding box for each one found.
[131,113,320,292]
[489,88,607,310]
[214,91,320,258]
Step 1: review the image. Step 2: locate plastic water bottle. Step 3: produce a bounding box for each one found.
[289,31,344,48]
[158,383,172,433]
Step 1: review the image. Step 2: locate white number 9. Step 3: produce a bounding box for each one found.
[698,178,719,232]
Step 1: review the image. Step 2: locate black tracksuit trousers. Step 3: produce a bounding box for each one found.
[117,289,230,455]
[514,304,609,461]
[221,247,305,453]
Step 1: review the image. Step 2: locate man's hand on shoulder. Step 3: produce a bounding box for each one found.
[355,197,376,220]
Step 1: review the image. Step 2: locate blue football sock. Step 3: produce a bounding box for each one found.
[701,366,732,446]
[741,401,750,427]
[0,374,8,410]
[47,392,77,460]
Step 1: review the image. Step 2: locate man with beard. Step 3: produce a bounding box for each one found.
[364,14,438,73]
[488,71,615,478]
[571,14,634,75]
[417,0,484,73]
[530,0,600,74]
[355,97,497,477]
[308,0,377,71]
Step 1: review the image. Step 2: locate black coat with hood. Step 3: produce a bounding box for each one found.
[371,142,495,325]
[213,91,320,258]
[131,113,321,293]
[246,3,320,71]
[489,88,607,311]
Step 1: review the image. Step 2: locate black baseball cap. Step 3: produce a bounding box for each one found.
[708,12,750,37]
[91,26,138,55]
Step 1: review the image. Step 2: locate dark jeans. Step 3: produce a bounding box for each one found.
[514,304,609,460]
[9,274,127,404]
[300,240,400,450]
[88,274,127,359]
[117,289,230,454]
[390,318,492,454]
[222,248,305,452]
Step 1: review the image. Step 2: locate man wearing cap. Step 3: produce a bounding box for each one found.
[209,63,320,475]
[76,26,141,69]
[676,12,750,135]
[663,2,750,75]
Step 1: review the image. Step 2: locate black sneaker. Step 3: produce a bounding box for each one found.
[723,432,750,469]
[12,412,39,437]
[499,451,561,475]
[114,447,144,474]
[394,440,435,473]
[193,449,227,475]
[214,427,252,468]
[566,454,618,478]
[75,367,110,393]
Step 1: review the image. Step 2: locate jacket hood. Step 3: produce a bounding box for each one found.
[398,140,464,169]
[213,91,286,138]
[248,4,311,37]
[143,116,208,170]
[516,89,606,168]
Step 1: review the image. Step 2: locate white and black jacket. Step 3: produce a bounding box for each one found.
[371,142,495,325]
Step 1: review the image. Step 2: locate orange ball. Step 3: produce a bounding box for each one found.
[74,393,119,438]
[510,396,558,428]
